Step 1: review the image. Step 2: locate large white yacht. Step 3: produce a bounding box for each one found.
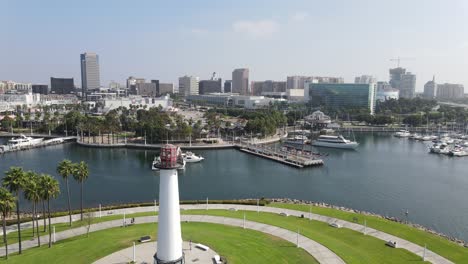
[7,135,44,148]
[182,152,204,163]
[312,135,358,149]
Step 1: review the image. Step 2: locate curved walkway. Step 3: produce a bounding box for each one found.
[1,215,344,264]
[4,204,454,264]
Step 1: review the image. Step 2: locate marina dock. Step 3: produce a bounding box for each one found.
[237,144,324,168]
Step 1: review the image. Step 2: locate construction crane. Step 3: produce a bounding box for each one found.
[389,57,415,68]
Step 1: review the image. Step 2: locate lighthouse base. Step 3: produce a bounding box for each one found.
[154,253,185,264]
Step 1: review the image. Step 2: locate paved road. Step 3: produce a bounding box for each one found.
[3,204,454,264]
[1,215,344,264]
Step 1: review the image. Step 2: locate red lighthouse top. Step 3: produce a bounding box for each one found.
[156,144,183,169]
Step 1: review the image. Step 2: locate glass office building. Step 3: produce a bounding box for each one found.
[307,83,376,114]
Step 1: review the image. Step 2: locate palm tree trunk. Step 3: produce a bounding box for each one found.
[42,201,46,232]
[35,202,40,247]
[31,203,35,237]
[47,199,52,248]
[3,213,8,259]
[80,181,83,221]
[16,196,22,254]
[66,178,72,227]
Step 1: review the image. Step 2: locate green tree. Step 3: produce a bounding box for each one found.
[2,167,26,254]
[23,171,41,246]
[0,187,16,259]
[73,161,89,221]
[39,174,60,248]
[57,159,74,227]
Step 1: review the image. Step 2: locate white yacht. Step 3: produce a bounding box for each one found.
[7,135,43,148]
[182,152,204,163]
[283,135,310,145]
[394,130,411,138]
[312,135,358,149]
[449,147,468,157]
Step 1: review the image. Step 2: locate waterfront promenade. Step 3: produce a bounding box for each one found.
[1,204,453,264]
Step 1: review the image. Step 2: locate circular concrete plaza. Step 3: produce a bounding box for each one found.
[94,241,220,264]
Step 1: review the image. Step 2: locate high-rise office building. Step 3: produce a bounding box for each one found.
[151,80,160,95]
[423,76,437,99]
[389,67,416,98]
[232,68,249,95]
[251,81,286,95]
[287,76,344,89]
[51,77,75,94]
[307,83,376,114]
[32,84,49,95]
[178,76,199,96]
[80,52,100,100]
[354,75,377,84]
[159,83,175,95]
[126,76,146,95]
[224,80,232,93]
[199,79,222,94]
[436,83,464,99]
[137,82,158,97]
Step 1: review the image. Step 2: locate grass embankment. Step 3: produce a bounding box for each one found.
[0,222,317,264]
[183,210,428,264]
[269,203,468,263]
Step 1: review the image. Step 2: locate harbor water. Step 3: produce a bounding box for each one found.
[0,133,467,241]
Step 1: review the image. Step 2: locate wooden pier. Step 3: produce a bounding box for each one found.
[237,144,324,168]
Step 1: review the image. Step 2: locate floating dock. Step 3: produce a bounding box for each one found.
[238,145,324,168]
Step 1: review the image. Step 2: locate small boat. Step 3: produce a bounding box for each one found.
[449,146,468,157]
[312,135,358,149]
[409,133,422,140]
[394,130,411,138]
[182,152,204,163]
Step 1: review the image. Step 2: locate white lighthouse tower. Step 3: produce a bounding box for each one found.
[154,144,184,264]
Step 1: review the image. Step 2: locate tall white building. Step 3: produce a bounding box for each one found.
[178,76,199,96]
[80,52,101,100]
[287,76,344,90]
[232,68,249,95]
[354,75,376,84]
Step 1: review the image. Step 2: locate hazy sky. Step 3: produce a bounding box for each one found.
[2,0,468,91]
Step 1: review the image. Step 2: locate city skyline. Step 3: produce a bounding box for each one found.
[2,0,468,91]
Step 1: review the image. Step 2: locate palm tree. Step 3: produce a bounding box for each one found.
[23,171,41,247]
[73,162,89,221]
[39,174,60,248]
[2,167,26,254]
[57,160,74,226]
[0,187,16,259]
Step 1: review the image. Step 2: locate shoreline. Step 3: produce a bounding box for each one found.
[271,198,467,247]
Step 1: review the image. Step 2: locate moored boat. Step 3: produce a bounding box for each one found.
[312,135,358,149]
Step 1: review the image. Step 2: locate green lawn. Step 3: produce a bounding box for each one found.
[0,222,317,264]
[269,203,468,264]
[182,210,428,264]
[1,211,157,247]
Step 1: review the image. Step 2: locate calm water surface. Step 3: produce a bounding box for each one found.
[1,133,467,241]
